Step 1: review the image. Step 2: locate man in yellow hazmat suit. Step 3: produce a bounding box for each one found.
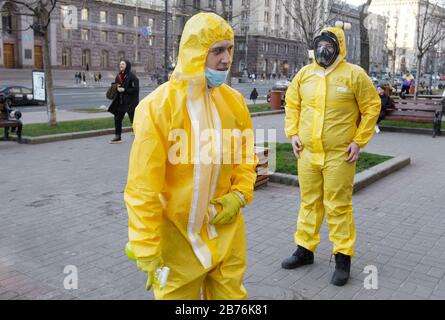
[281,23,381,286]
[124,12,257,299]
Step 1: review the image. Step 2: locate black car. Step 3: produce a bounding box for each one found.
[0,86,44,106]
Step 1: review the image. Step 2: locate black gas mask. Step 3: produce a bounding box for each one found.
[313,31,340,68]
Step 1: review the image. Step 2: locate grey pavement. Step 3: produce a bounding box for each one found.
[1,114,445,300]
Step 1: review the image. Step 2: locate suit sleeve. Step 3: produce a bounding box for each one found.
[230,97,258,205]
[124,98,169,259]
[352,70,382,148]
[284,72,302,139]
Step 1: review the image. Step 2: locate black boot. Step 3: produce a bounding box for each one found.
[330,253,351,286]
[109,135,122,144]
[281,245,314,269]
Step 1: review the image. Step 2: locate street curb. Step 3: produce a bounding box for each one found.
[269,155,411,193]
[380,125,436,136]
[13,110,284,144]
[250,109,285,117]
[13,127,133,144]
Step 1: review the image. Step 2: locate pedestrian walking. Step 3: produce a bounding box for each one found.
[108,60,139,144]
[249,87,259,104]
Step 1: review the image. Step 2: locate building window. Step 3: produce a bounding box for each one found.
[117,13,124,26]
[134,15,139,27]
[264,12,269,22]
[193,0,200,9]
[81,49,90,67]
[148,18,154,28]
[101,50,109,68]
[81,8,89,21]
[62,48,71,67]
[62,28,71,40]
[81,29,89,41]
[265,0,269,6]
[100,31,108,42]
[2,6,13,34]
[117,32,125,43]
[118,51,125,61]
[100,11,107,24]
[24,49,32,59]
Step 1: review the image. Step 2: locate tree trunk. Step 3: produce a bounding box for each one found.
[43,28,56,126]
[414,54,422,99]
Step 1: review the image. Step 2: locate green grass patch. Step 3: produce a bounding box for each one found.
[379,120,433,129]
[72,108,107,113]
[270,142,393,175]
[22,116,132,137]
[247,103,271,113]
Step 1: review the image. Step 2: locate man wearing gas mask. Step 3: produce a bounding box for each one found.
[282,22,381,286]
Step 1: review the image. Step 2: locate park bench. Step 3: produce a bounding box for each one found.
[383,96,444,138]
[0,98,23,143]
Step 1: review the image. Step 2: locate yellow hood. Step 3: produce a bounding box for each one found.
[171,12,234,83]
[314,26,348,69]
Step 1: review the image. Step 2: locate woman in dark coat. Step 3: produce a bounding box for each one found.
[249,87,259,105]
[108,60,140,143]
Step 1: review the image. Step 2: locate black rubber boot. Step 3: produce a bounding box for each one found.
[330,253,351,286]
[281,245,314,269]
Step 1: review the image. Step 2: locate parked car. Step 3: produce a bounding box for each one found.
[0,86,44,106]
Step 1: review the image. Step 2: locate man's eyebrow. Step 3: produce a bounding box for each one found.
[210,45,234,52]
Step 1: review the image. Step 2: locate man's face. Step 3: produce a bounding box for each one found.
[316,40,335,54]
[205,40,233,71]
[119,61,127,72]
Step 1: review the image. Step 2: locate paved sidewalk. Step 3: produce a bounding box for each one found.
[1,115,445,299]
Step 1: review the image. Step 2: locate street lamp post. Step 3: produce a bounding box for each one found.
[135,0,139,63]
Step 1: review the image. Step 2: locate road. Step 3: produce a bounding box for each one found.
[13,80,275,113]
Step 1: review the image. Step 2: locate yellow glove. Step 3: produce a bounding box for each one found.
[137,257,164,291]
[210,192,245,225]
[125,242,164,291]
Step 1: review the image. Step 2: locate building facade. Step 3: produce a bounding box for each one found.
[369,0,445,75]
[0,0,174,75]
[365,12,389,74]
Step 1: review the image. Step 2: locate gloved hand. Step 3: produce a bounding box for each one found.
[137,256,164,291]
[125,242,164,291]
[210,192,245,225]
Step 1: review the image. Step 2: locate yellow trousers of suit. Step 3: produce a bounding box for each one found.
[294,149,357,256]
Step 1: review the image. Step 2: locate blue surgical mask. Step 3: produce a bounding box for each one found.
[205,67,229,87]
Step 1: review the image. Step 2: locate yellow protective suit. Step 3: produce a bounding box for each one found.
[124,12,257,300]
[284,26,381,257]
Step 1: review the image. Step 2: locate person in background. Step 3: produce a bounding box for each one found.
[401,70,414,95]
[108,60,140,144]
[375,84,395,133]
[250,87,259,105]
